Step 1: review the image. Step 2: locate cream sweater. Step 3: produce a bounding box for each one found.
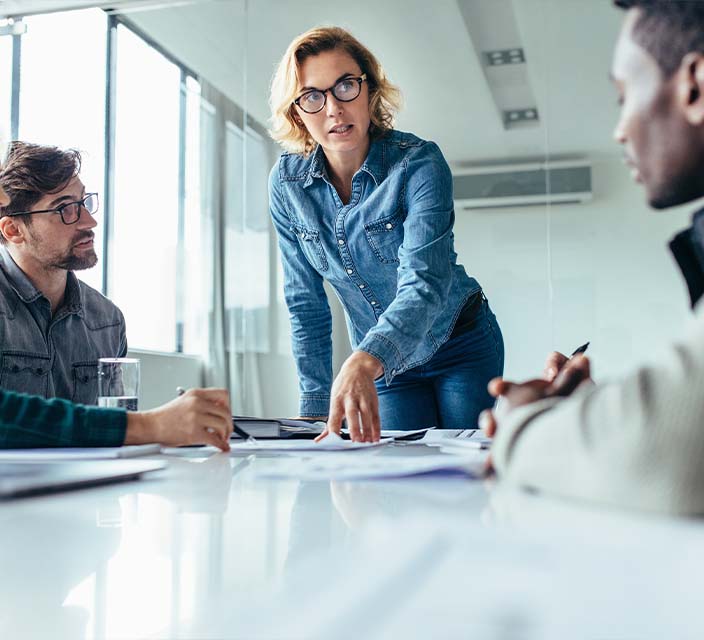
[493,302,704,516]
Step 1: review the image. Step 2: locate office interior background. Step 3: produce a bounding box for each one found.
[0,0,694,415]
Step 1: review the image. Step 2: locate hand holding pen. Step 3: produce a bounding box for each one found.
[177,387,256,445]
[543,342,590,382]
[171,386,233,450]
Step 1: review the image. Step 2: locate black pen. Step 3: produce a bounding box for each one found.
[177,386,254,443]
[570,342,590,357]
[232,422,258,445]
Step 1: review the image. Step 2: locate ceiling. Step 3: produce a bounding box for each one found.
[4,0,626,167]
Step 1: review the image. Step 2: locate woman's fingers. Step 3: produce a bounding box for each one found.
[323,401,345,441]
[345,404,363,442]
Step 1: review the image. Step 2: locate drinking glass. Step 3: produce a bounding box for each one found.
[97,358,140,410]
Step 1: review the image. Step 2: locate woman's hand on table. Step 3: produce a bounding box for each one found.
[316,351,383,443]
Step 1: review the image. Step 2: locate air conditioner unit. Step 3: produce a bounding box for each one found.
[453,159,592,210]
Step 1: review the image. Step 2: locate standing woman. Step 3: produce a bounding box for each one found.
[268,26,504,441]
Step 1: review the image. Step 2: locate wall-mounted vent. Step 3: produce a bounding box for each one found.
[453,160,592,210]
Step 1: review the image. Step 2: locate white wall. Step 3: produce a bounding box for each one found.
[453,157,695,383]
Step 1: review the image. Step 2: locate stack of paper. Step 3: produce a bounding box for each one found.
[230,432,392,453]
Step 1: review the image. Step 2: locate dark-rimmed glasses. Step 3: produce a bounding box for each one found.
[5,193,99,226]
[294,74,367,114]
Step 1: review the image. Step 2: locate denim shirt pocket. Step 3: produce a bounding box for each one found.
[0,352,51,397]
[72,361,99,405]
[364,211,404,264]
[291,224,329,272]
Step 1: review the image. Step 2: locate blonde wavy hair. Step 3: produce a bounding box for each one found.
[269,26,402,156]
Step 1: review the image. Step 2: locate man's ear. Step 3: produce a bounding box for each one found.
[679,52,704,126]
[0,216,27,245]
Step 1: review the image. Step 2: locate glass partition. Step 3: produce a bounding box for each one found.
[2,0,693,412]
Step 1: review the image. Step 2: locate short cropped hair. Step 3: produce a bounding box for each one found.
[0,142,82,243]
[269,26,402,156]
[614,0,704,77]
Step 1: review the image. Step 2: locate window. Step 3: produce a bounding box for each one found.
[0,26,12,144]
[16,8,107,291]
[224,122,271,353]
[181,77,212,357]
[110,24,181,352]
[5,8,271,363]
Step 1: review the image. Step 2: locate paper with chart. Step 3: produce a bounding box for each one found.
[256,451,487,480]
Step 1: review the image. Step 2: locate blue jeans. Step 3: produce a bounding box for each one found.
[375,299,504,430]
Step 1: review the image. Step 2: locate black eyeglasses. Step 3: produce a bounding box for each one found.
[6,193,99,226]
[294,74,367,114]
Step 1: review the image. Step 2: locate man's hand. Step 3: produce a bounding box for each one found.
[125,388,233,451]
[316,351,383,443]
[481,355,591,447]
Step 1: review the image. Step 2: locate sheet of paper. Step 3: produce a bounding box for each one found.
[0,444,162,461]
[437,433,492,451]
[421,428,487,444]
[229,432,393,453]
[256,451,487,480]
[350,427,433,440]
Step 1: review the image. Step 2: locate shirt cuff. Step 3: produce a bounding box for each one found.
[491,398,562,474]
[357,333,405,385]
[299,394,330,417]
[80,406,128,447]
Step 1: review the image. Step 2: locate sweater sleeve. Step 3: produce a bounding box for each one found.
[0,388,127,448]
[492,305,704,516]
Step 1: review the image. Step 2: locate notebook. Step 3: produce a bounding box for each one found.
[232,416,324,439]
[0,444,161,461]
[0,459,167,499]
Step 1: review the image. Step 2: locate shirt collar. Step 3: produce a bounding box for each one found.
[303,135,387,188]
[0,246,83,314]
[359,135,386,186]
[0,246,43,303]
[670,207,704,309]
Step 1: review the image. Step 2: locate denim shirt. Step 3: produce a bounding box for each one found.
[269,130,481,416]
[0,247,127,405]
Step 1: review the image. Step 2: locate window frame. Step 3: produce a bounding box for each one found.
[4,10,200,354]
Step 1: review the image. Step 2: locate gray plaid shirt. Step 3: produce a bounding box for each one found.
[0,247,127,405]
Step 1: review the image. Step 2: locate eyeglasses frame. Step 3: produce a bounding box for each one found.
[4,193,100,226]
[293,74,368,114]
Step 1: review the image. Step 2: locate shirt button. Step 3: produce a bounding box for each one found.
[359,284,365,289]
[338,239,345,246]
[346,269,353,275]
[371,301,377,306]
[385,223,393,230]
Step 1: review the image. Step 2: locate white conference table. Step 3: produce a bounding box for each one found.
[1,441,703,639]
